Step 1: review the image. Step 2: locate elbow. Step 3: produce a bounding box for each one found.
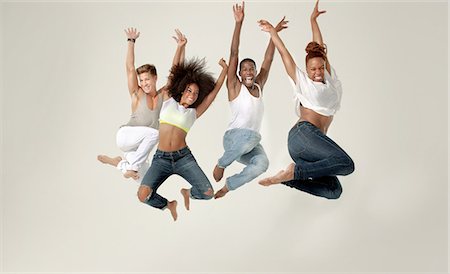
[230,49,239,57]
[264,56,274,63]
[126,65,135,73]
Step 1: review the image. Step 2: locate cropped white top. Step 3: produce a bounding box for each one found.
[290,66,342,117]
[159,97,197,133]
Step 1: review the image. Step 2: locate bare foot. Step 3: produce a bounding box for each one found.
[259,163,295,186]
[180,188,190,210]
[97,155,122,167]
[213,165,224,182]
[214,185,229,199]
[123,170,139,180]
[167,200,178,221]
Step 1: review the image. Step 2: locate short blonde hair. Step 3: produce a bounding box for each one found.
[136,64,157,76]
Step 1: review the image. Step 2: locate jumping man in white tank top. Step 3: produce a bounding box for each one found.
[213,2,288,198]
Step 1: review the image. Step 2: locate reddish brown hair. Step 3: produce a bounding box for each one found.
[305,42,327,64]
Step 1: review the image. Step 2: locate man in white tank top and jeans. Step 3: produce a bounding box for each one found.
[213,2,287,198]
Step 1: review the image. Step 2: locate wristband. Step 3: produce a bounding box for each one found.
[127,38,136,43]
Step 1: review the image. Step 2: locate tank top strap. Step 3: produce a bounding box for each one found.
[254,83,262,97]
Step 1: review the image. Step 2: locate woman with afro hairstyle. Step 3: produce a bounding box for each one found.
[139,29,228,220]
[257,0,354,199]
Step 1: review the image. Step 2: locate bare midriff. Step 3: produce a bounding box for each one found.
[157,123,188,152]
[298,106,333,134]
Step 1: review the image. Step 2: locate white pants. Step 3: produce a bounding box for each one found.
[115,126,159,181]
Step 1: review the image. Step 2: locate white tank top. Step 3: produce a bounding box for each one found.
[227,83,264,132]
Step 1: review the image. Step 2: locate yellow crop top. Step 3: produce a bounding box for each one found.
[159,97,197,133]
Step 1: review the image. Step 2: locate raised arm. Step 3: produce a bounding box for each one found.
[124,27,140,96]
[258,19,297,83]
[256,16,288,89]
[227,2,245,100]
[162,29,188,100]
[310,0,330,73]
[172,29,187,67]
[196,59,229,118]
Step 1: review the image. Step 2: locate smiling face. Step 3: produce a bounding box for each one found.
[239,60,257,88]
[306,57,325,83]
[180,83,200,107]
[138,72,157,94]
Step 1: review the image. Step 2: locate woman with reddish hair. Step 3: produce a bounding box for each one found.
[258,0,354,199]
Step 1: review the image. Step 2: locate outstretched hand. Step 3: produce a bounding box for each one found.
[172,29,187,47]
[233,2,245,23]
[124,27,140,40]
[258,19,274,33]
[218,58,228,69]
[274,16,289,32]
[311,0,326,21]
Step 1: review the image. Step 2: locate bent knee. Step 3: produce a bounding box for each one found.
[137,186,152,203]
[203,188,214,200]
[335,155,354,176]
[344,157,355,175]
[254,157,269,173]
[327,188,342,200]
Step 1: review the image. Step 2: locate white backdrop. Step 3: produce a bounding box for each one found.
[1,1,448,273]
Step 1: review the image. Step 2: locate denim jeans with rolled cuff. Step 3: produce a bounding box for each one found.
[283,121,354,199]
[141,146,213,209]
[217,128,269,191]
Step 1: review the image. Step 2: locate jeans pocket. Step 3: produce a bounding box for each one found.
[223,131,237,150]
[288,130,307,157]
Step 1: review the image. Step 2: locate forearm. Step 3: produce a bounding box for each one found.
[196,65,228,118]
[179,46,185,65]
[261,39,275,69]
[206,66,228,105]
[268,29,296,78]
[215,66,228,94]
[311,18,330,71]
[230,22,242,58]
[172,45,185,67]
[311,19,324,45]
[257,39,275,87]
[227,22,242,86]
[126,41,136,71]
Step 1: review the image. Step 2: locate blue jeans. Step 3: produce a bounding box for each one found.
[217,128,269,191]
[141,147,213,209]
[283,121,354,199]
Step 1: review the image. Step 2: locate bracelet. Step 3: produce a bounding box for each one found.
[127,38,136,43]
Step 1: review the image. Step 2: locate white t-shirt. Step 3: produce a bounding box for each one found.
[290,66,342,117]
